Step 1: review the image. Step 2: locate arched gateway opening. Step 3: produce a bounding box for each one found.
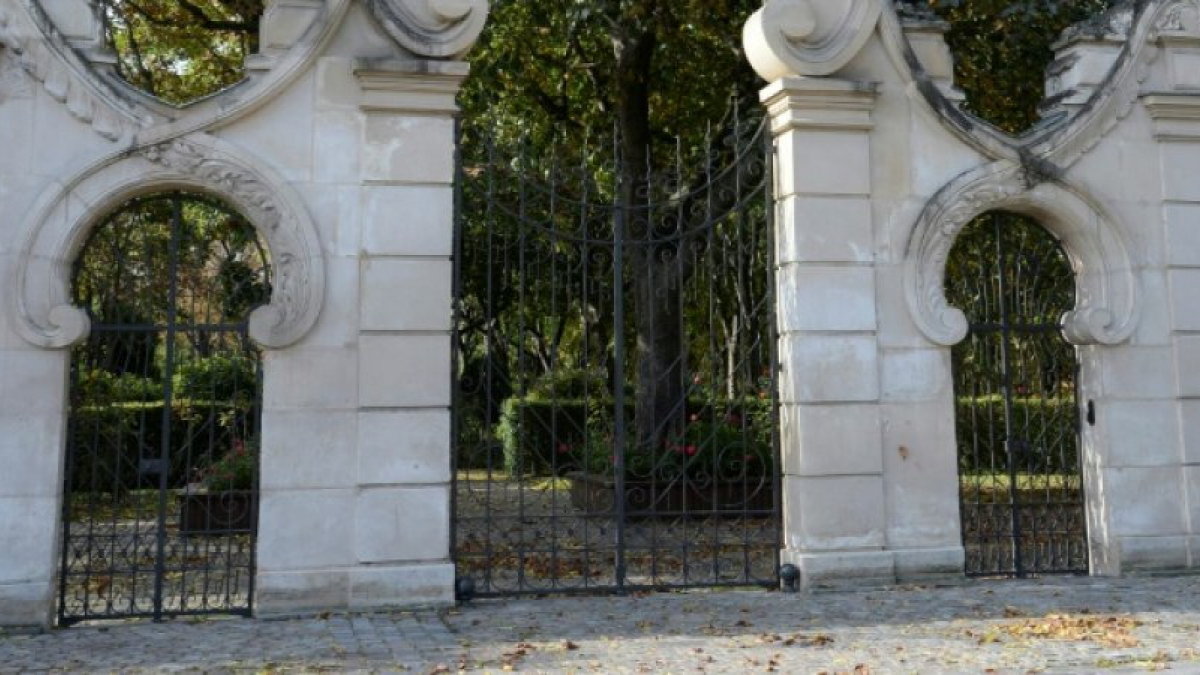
[947,213,1088,577]
[58,192,269,624]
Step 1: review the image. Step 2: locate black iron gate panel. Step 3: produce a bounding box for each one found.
[452,112,780,596]
[59,193,267,624]
[949,214,1088,577]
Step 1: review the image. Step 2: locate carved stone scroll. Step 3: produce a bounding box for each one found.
[363,0,489,59]
[743,0,882,81]
[13,134,324,350]
[905,162,1139,347]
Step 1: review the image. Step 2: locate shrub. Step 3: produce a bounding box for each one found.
[575,413,774,481]
[198,437,258,491]
[956,396,1080,475]
[497,393,777,479]
[526,367,612,401]
[76,369,163,403]
[497,398,596,477]
[174,354,258,402]
[67,400,255,492]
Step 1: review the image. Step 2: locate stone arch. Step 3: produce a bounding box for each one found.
[11,133,324,350]
[904,161,1140,348]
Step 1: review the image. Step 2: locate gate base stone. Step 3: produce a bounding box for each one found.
[1118,536,1193,573]
[0,582,51,630]
[255,564,455,618]
[895,546,966,582]
[785,546,965,590]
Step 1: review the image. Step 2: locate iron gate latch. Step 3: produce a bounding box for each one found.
[139,457,167,475]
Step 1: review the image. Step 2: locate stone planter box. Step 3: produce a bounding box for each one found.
[567,472,774,517]
[179,490,257,535]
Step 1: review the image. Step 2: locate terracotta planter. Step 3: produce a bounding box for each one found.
[567,472,774,517]
[179,490,257,535]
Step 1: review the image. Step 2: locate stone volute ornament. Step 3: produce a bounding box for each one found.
[363,0,489,59]
[904,162,1140,348]
[743,0,882,81]
[13,135,325,351]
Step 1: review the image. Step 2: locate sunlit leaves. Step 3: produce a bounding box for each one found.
[100,0,262,104]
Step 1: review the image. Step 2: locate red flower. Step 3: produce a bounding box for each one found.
[557,443,571,455]
[684,445,698,457]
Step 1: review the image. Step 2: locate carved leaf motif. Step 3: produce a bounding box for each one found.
[0,47,34,102]
[0,4,148,141]
[138,138,319,348]
[141,139,284,231]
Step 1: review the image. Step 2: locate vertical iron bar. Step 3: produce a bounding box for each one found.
[247,338,262,614]
[764,120,783,586]
[153,193,183,621]
[994,214,1024,577]
[57,359,80,624]
[482,127,497,592]
[449,116,463,580]
[612,133,628,591]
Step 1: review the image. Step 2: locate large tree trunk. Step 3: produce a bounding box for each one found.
[612,28,686,454]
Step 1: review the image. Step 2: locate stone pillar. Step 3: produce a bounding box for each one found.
[349,59,465,608]
[253,57,466,616]
[0,348,68,628]
[1146,91,1200,571]
[0,6,74,628]
[765,78,894,587]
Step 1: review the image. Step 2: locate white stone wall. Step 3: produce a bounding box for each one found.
[746,0,1200,586]
[0,0,485,627]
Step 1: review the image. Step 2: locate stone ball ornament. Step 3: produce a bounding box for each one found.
[743,0,882,81]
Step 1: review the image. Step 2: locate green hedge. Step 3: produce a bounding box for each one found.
[956,396,1079,475]
[497,396,775,478]
[67,401,255,492]
[497,398,599,477]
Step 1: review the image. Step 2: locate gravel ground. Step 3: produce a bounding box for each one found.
[4,575,1200,673]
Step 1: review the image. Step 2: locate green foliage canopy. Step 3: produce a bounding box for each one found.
[927,0,1118,132]
[100,0,262,104]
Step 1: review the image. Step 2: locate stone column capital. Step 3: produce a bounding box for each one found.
[353,58,471,115]
[760,77,878,135]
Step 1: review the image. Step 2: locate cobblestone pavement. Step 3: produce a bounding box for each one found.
[3,575,1200,673]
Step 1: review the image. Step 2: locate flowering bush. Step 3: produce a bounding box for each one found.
[197,438,257,491]
[572,411,773,480]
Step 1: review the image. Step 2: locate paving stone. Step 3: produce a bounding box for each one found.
[3,577,1200,672]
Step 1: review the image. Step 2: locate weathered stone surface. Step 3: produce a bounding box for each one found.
[0,0,475,627]
[757,0,1200,585]
[354,486,450,563]
[358,410,451,485]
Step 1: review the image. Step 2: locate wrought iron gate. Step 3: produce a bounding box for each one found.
[452,111,781,596]
[58,193,267,624]
[949,213,1088,577]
